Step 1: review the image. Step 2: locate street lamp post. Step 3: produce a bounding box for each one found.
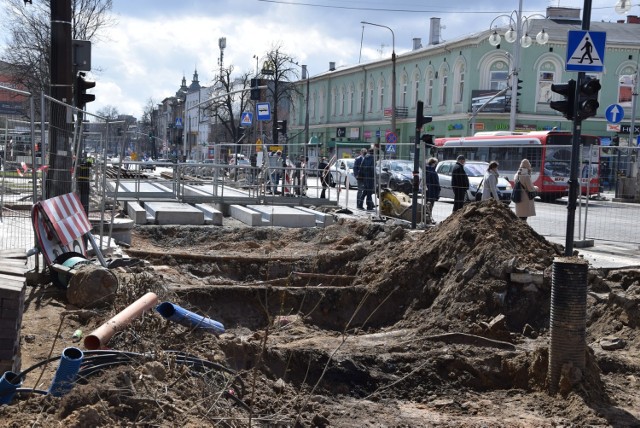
[487,0,548,132]
[361,21,396,137]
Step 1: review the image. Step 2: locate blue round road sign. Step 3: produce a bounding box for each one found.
[605,104,624,124]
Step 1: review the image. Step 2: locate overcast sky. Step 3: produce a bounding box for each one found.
[9,0,630,117]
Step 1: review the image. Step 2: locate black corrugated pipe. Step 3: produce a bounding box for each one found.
[547,257,589,394]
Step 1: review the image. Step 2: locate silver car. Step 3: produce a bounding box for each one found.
[435,160,512,204]
[328,158,357,188]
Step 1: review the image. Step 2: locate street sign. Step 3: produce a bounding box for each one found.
[566,30,606,73]
[256,102,271,121]
[386,144,396,154]
[385,132,397,144]
[240,112,253,126]
[606,123,621,132]
[375,129,381,137]
[605,104,624,124]
[175,117,183,128]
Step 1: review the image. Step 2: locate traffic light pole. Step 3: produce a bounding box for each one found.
[565,72,586,256]
[565,0,592,256]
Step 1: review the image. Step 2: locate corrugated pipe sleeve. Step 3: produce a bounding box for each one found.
[49,347,84,397]
[156,302,225,335]
[0,371,22,405]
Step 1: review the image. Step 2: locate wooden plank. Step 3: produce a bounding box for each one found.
[0,249,27,259]
[0,264,28,276]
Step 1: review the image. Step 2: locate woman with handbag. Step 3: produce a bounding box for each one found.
[513,159,538,222]
[481,161,500,201]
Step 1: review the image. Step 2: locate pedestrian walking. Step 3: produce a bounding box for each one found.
[513,159,538,222]
[481,161,500,201]
[318,156,330,198]
[353,148,367,209]
[360,148,376,210]
[451,155,469,212]
[425,157,441,223]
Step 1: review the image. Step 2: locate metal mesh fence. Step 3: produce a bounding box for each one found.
[0,85,38,252]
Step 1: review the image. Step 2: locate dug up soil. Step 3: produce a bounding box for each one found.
[2,199,640,427]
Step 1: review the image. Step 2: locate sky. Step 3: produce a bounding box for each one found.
[4,0,630,118]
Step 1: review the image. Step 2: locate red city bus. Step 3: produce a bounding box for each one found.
[434,130,600,201]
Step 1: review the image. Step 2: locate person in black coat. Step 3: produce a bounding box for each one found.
[360,148,376,210]
[318,157,330,198]
[451,155,469,212]
[425,157,441,223]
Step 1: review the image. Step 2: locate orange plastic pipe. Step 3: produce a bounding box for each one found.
[84,292,159,350]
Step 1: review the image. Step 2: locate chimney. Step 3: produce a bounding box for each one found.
[546,6,581,24]
[412,38,422,50]
[329,62,336,71]
[429,17,441,45]
[627,15,640,24]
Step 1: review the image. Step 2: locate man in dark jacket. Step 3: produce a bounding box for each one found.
[318,157,330,198]
[451,155,469,212]
[425,157,441,223]
[360,148,376,210]
[353,148,367,209]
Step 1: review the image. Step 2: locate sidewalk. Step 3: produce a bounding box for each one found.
[545,235,640,270]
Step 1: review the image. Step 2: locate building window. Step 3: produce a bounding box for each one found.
[311,93,316,119]
[456,64,465,103]
[368,82,374,112]
[439,67,448,106]
[348,85,354,115]
[332,88,338,116]
[414,79,420,106]
[319,90,325,118]
[426,71,434,107]
[401,76,408,107]
[340,88,346,115]
[490,68,509,90]
[537,71,555,104]
[618,74,635,108]
[378,81,385,111]
[359,83,365,113]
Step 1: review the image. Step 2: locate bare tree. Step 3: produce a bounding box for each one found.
[0,0,115,115]
[262,43,299,154]
[95,105,119,120]
[203,65,253,155]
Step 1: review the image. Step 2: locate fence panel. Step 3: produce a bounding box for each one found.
[0,85,37,252]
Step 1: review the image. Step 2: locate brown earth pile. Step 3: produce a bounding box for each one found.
[2,200,639,427]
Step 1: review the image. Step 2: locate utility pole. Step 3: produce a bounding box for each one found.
[46,0,73,199]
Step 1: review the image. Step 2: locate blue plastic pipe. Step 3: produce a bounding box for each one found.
[0,371,22,405]
[49,347,84,397]
[156,302,225,335]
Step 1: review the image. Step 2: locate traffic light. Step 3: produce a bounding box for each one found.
[250,78,260,101]
[75,71,96,110]
[549,79,576,121]
[575,76,601,121]
[415,101,433,129]
[277,120,287,135]
[515,79,523,97]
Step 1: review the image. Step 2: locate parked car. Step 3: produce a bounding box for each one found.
[140,159,156,171]
[328,158,357,188]
[435,160,512,204]
[376,159,421,195]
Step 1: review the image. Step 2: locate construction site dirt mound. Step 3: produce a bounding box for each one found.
[4,200,639,427]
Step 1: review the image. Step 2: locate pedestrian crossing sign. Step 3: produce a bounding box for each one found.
[565,30,606,73]
[386,144,396,154]
[241,112,253,126]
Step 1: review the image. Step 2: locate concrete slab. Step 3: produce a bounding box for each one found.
[247,205,317,228]
[294,206,335,227]
[144,202,204,225]
[126,201,147,224]
[229,205,265,226]
[195,204,223,225]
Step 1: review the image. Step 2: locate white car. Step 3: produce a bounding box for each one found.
[435,160,512,204]
[328,158,357,188]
